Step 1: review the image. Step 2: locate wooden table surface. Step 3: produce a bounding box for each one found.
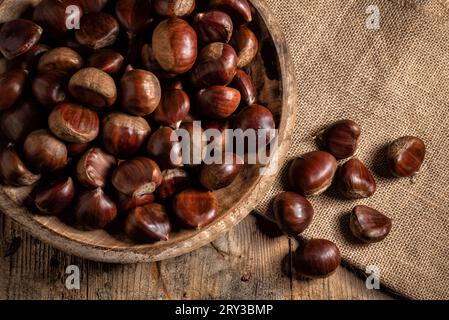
[0,212,395,300]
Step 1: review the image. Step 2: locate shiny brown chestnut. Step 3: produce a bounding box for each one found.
[126,203,172,242]
[152,88,190,128]
[190,42,238,88]
[197,86,241,119]
[156,168,190,200]
[112,157,162,198]
[116,191,155,213]
[0,69,28,110]
[338,158,376,199]
[77,148,116,189]
[173,189,219,228]
[79,0,110,12]
[0,146,40,186]
[288,151,337,197]
[32,70,68,106]
[24,129,68,173]
[147,127,184,169]
[35,176,75,215]
[0,19,43,59]
[115,0,154,34]
[75,12,119,50]
[230,69,256,106]
[0,99,46,143]
[33,0,84,40]
[154,0,196,17]
[273,192,314,236]
[17,43,50,72]
[387,136,426,177]
[38,47,84,74]
[67,142,91,157]
[48,102,100,143]
[230,25,258,68]
[350,205,392,243]
[152,18,198,74]
[121,68,161,116]
[194,11,233,44]
[74,188,117,230]
[102,112,151,157]
[317,119,361,159]
[199,153,242,190]
[141,43,176,79]
[209,0,252,24]
[87,49,124,75]
[294,239,341,279]
[69,68,117,109]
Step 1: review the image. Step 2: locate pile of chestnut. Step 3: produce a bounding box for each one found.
[0,0,275,242]
[269,119,426,279]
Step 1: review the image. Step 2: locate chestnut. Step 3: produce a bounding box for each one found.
[125,203,172,242]
[35,177,75,215]
[147,127,184,169]
[152,88,190,128]
[202,120,229,153]
[199,153,242,190]
[0,19,43,59]
[190,42,238,88]
[152,18,198,74]
[38,47,84,74]
[69,68,117,109]
[293,239,341,279]
[273,192,314,236]
[193,11,233,44]
[116,191,155,213]
[102,112,151,157]
[230,25,258,68]
[0,69,28,110]
[32,70,68,106]
[338,158,376,199]
[197,86,241,119]
[120,68,161,116]
[173,189,219,228]
[230,69,256,106]
[350,205,392,243]
[156,168,190,200]
[317,119,361,159]
[76,148,116,189]
[387,136,426,177]
[17,43,50,72]
[73,188,117,230]
[141,43,176,79]
[115,0,154,34]
[0,99,46,143]
[59,36,93,58]
[0,146,40,186]
[87,49,124,75]
[209,0,252,24]
[24,129,68,173]
[288,151,337,197]
[112,157,162,198]
[154,0,196,17]
[48,102,100,143]
[33,0,84,40]
[79,0,110,12]
[67,142,91,157]
[75,12,119,50]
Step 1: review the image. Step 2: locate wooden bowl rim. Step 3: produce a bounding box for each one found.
[0,0,297,263]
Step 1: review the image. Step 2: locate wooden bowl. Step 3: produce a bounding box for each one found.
[0,0,296,263]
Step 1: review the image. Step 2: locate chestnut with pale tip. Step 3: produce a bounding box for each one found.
[288,151,337,197]
[194,11,233,44]
[112,157,162,198]
[115,0,154,34]
[0,19,43,59]
[147,127,184,169]
[317,119,361,159]
[32,70,68,106]
[387,136,426,177]
[48,102,100,143]
[154,0,196,17]
[0,146,40,186]
[273,192,314,236]
[125,203,172,242]
[350,205,392,243]
[209,0,252,24]
[199,153,242,190]
[102,112,151,158]
[77,148,116,189]
[197,86,241,119]
[152,88,190,128]
[231,69,256,106]
[116,191,155,213]
[338,158,376,199]
[230,25,258,68]
[88,49,124,75]
[173,189,219,229]
[0,69,28,110]
[38,47,84,74]
[75,12,119,50]
[294,239,341,279]
[35,177,75,215]
[156,168,190,200]
[73,188,118,230]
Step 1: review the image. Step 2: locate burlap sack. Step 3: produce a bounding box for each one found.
[257,0,449,300]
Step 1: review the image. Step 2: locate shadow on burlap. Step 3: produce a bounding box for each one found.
[257,0,449,299]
